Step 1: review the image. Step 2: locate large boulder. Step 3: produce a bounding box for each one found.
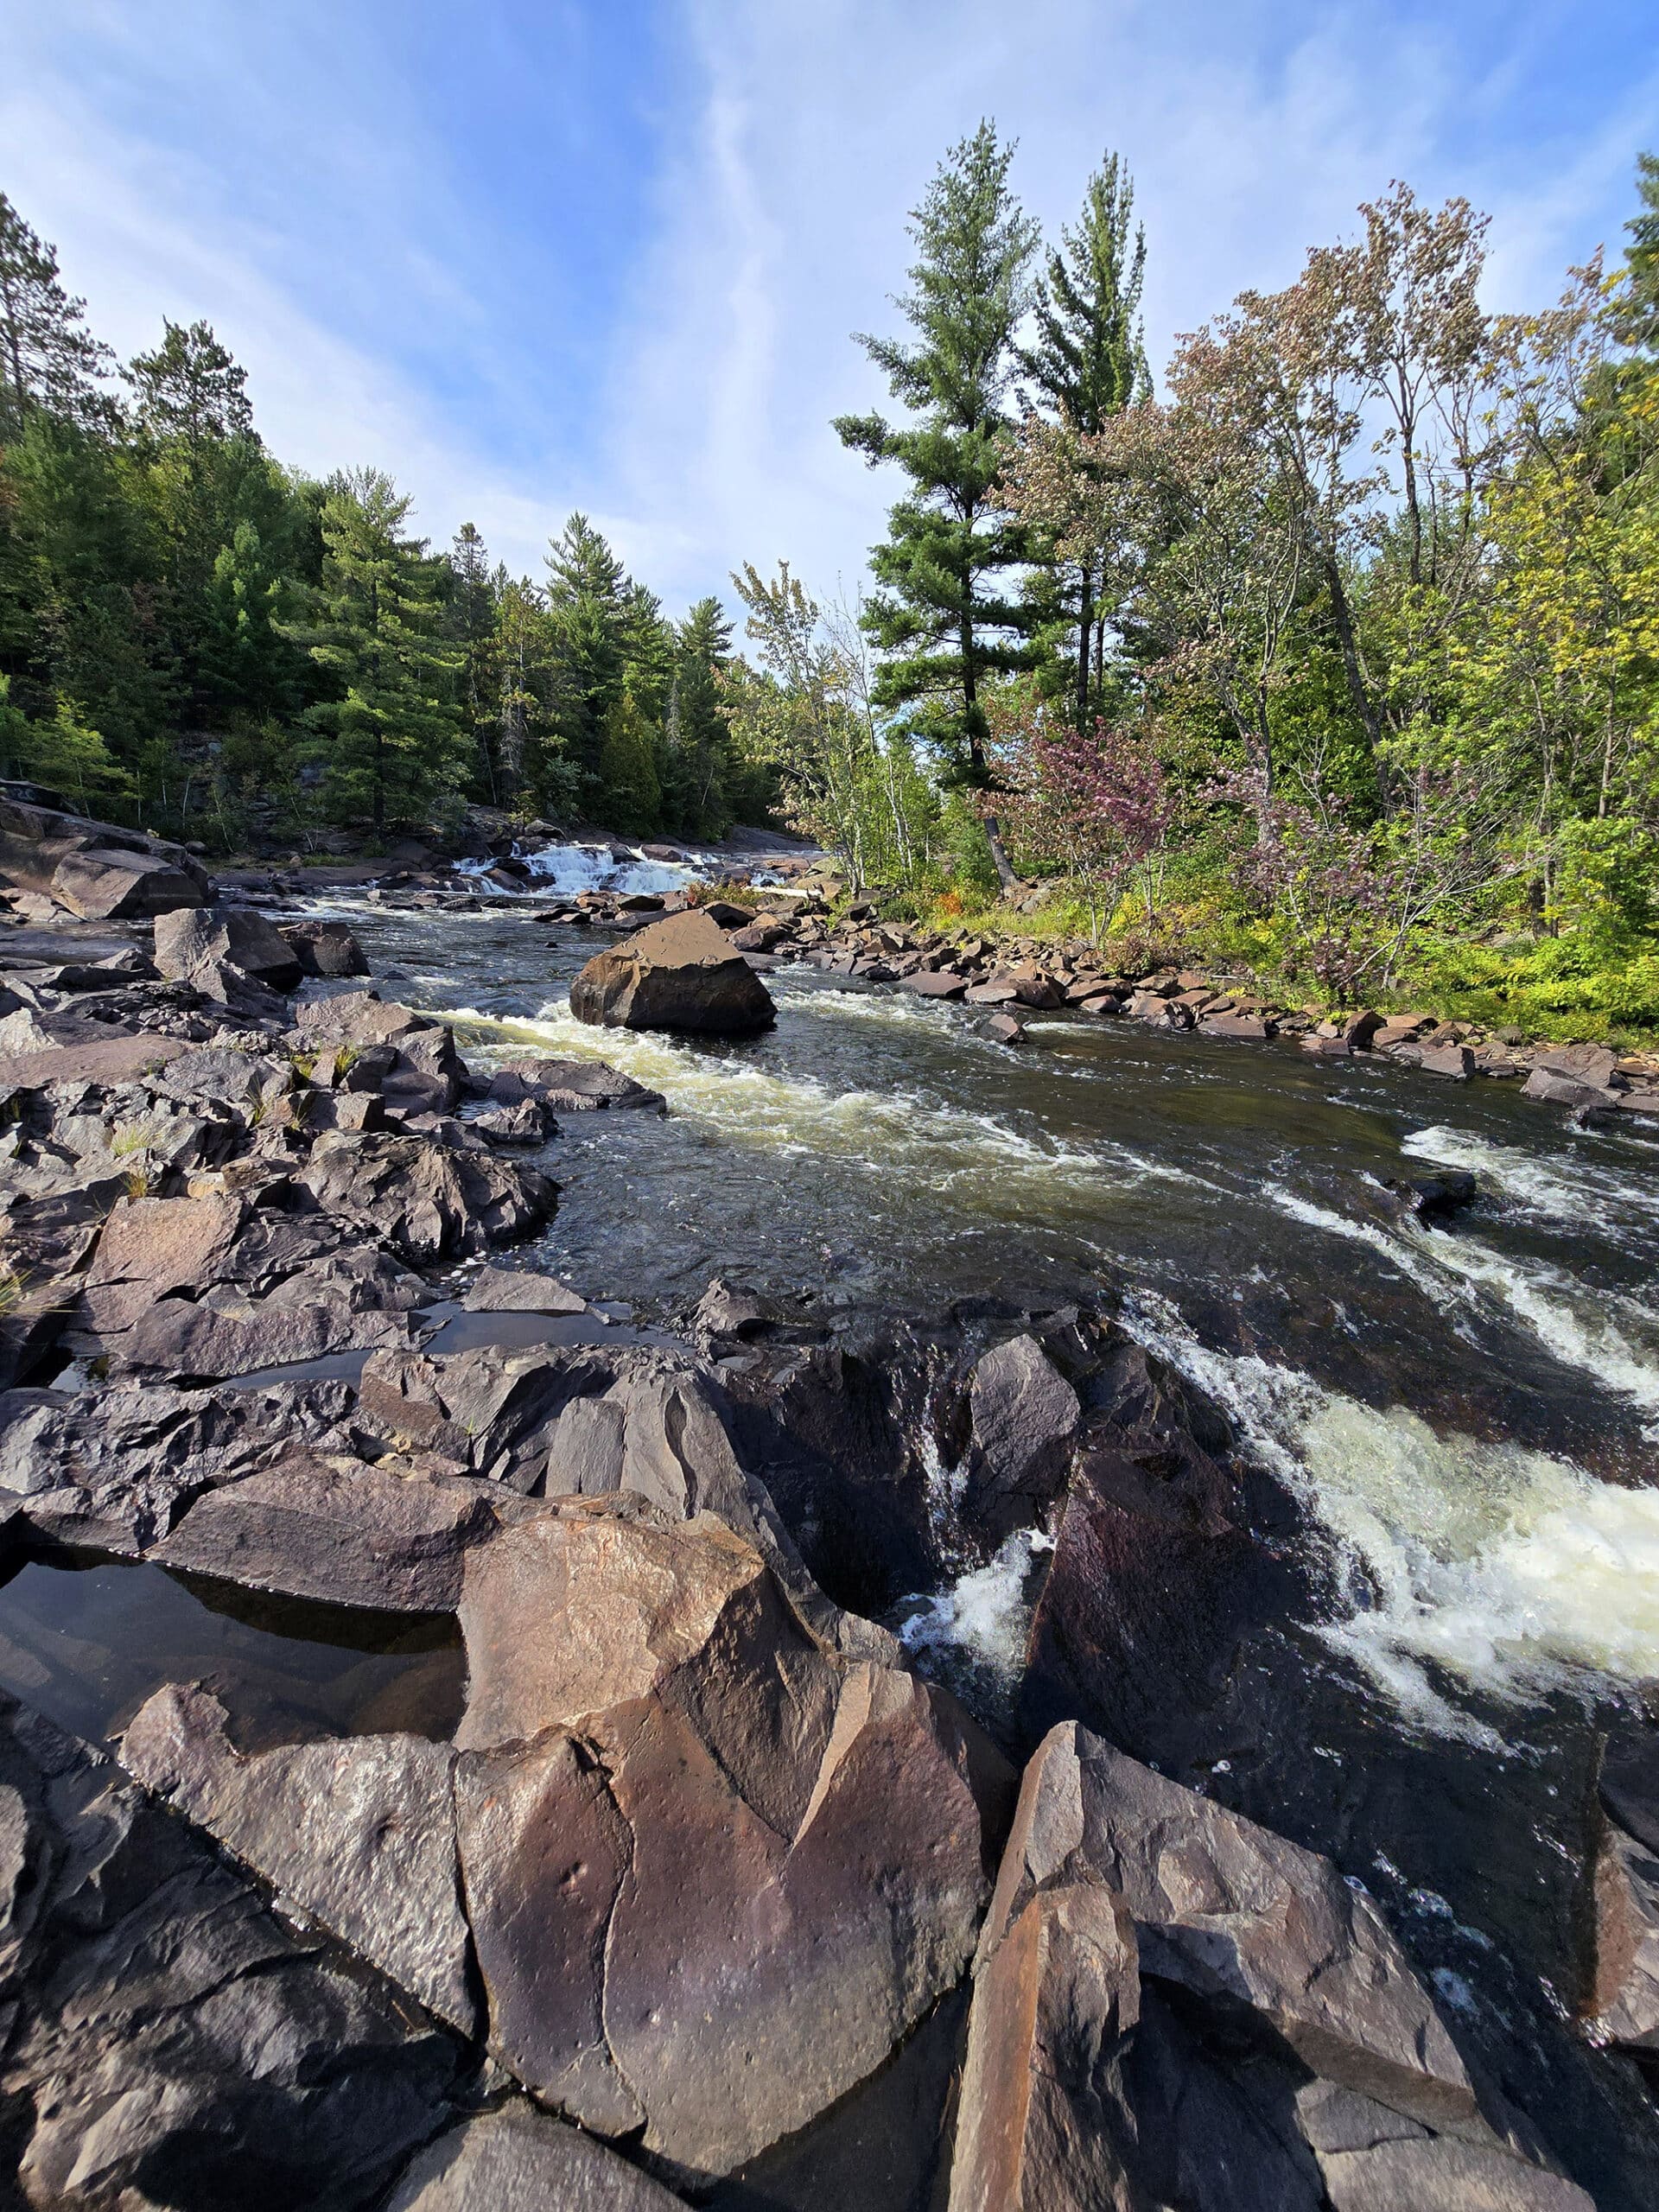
[279,916,370,977]
[1,1696,461,2211]
[155,901,303,987]
[963,1333,1080,1530]
[52,842,211,918]
[948,1721,1590,2212]
[569,907,776,1034]
[0,792,210,912]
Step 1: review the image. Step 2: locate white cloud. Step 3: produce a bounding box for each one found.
[3,0,1656,617]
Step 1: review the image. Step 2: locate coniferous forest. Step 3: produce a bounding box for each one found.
[3,130,1659,1035]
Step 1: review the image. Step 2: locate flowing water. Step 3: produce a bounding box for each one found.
[10,868,1659,2198]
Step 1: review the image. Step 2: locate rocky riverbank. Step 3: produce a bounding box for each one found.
[1,802,1656,2207]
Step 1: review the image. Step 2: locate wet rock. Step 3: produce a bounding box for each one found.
[985,1011,1026,1044]
[570,908,776,1035]
[472,1095,554,1144]
[463,1264,586,1314]
[988,1723,1478,2127]
[296,1131,556,1262]
[1523,1068,1621,1112]
[385,2104,688,2210]
[0,1695,460,2211]
[153,1451,499,1610]
[280,917,370,977]
[486,1055,664,1112]
[1587,1818,1659,2051]
[691,1277,778,1342]
[121,1681,477,2034]
[897,969,967,999]
[155,902,303,988]
[963,1334,1080,1530]
[1021,1435,1300,1775]
[1296,2082,1594,2211]
[1379,1169,1478,1221]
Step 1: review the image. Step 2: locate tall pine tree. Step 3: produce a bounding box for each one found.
[0,194,114,438]
[293,468,464,837]
[1018,150,1149,729]
[834,121,1038,881]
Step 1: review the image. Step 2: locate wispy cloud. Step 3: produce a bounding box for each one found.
[2,0,1655,613]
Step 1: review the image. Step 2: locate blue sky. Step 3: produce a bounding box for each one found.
[3,1,1656,616]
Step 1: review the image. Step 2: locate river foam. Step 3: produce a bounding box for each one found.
[1402,1123,1659,1233]
[433,1000,1192,1205]
[1121,1290,1659,1738]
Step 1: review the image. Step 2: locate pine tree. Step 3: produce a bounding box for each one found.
[0,194,114,437]
[543,512,627,785]
[1018,150,1149,728]
[124,319,254,448]
[1616,151,1659,353]
[663,595,734,835]
[834,122,1039,880]
[292,468,464,837]
[445,522,499,801]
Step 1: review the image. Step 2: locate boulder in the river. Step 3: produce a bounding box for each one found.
[569,907,776,1034]
[1535,1041,1619,1090]
[1523,1066,1621,1112]
[486,1054,664,1111]
[963,1333,1080,1531]
[1418,1042,1475,1078]
[155,901,303,988]
[279,916,370,976]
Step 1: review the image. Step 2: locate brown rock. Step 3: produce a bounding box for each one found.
[296,1131,556,1262]
[1586,1819,1659,2050]
[51,844,207,919]
[121,1682,476,2035]
[279,917,370,977]
[896,969,967,999]
[949,1878,1141,2212]
[570,908,776,1034]
[1419,1043,1475,1079]
[153,1451,499,1610]
[385,2106,687,2210]
[1523,1067,1619,1112]
[462,1264,586,1313]
[987,1724,1478,2128]
[964,1335,1080,1525]
[154,903,302,987]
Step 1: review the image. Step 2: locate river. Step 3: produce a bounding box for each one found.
[10,861,1659,2201]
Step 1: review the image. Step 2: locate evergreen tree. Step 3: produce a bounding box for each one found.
[0,194,114,437]
[124,319,254,448]
[543,512,627,786]
[1617,151,1659,353]
[292,468,464,836]
[663,595,734,835]
[834,121,1039,880]
[1018,150,1149,728]
[445,521,499,801]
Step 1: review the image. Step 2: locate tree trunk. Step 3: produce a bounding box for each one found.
[1322,554,1386,792]
[982,814,1018,891]
[1076,561,1093,732]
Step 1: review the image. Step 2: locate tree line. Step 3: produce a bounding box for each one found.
[803,128,1659,1034]
[0,197,776,847]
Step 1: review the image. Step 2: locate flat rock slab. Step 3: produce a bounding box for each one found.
[0,1028,188,1095]
[464,1264,586,1313]
[123,1681,477,2036]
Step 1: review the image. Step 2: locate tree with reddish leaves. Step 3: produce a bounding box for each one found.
[985,700,1172,946]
